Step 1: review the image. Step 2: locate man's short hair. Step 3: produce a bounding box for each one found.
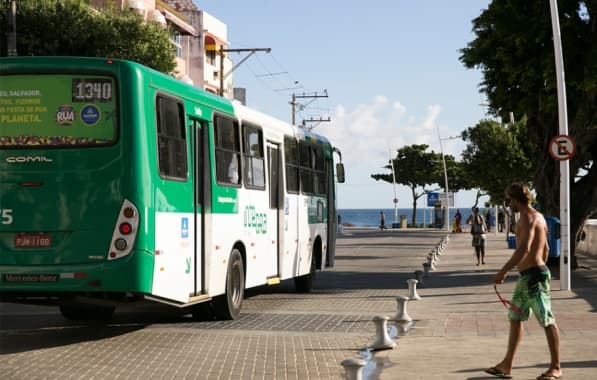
[506,182,532,204]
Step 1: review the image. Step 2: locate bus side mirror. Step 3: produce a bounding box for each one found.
[336,163,345,183]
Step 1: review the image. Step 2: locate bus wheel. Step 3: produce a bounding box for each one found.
[294,252,316,293]
[214,249,245,320]
[59,305,115,321]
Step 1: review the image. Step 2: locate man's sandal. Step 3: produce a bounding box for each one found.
[485,366,512,379]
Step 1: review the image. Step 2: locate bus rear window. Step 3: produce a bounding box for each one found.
[0,74,117,148]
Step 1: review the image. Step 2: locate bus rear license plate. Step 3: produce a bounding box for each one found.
[15,234,52,248]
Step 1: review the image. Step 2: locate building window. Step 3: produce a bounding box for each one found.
[171,32,182,58]
[206,48,216,66]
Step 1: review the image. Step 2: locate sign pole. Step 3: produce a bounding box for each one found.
[549,0,571,291]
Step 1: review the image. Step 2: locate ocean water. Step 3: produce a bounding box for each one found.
[338,208,486,228]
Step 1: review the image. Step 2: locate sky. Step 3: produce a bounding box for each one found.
[195,1,493,210]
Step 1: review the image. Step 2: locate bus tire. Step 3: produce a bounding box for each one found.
[214,249,245,320]
[59,304,115,321]
[294,252,316,293]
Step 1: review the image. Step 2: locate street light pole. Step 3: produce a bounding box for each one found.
[436,123,450,232]
[389,152,398,227]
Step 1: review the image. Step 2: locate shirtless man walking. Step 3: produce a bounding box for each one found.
[485,182,561,380]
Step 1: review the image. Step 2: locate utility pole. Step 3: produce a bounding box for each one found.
[290,90,329,126]
[436,122,460,232]
[6,0,17,56]
[219,47,271,97]
[301,117,331,130]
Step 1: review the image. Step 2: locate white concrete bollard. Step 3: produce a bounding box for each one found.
[370,315,396,350]
[427,256,436,271]
[395,320,414,335]
[395,295,412,322]
[427,249,436,259]
[341,358,367,380]
[406,279,421,300]
[422,262,431,277]
[414,270,424,285]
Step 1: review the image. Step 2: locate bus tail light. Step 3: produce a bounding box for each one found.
[119,222,132,235]
[108,199,139,261]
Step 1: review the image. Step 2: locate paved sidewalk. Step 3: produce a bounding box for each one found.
[369,230,597,380]
[1,228,596,379]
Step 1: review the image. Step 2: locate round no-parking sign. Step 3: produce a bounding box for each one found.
[549,135,576,161]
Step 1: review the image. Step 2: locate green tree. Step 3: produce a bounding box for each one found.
[461,119,536,205]
[371,144,465,226]
[460,0,597,250]
[0,0,176,73]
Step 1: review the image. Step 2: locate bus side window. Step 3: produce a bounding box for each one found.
[156,95,188,180]
[284,136,300,193]
[214,115,241,186]
[299,140,314,194]
[313,145,326,195]
[242,123,265,189]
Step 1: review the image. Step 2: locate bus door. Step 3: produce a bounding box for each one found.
[192,118,209,297]
[297,142,312,273]
[326,160,336,267]
[152,96,196,303]
[267,142,282,277]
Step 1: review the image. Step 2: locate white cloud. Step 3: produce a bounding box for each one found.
[327,97,444,170]
[325,96,473,209]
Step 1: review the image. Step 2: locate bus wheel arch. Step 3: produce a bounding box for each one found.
[213,245,245,320]
[59,304,115,321]
[295,236,322,293]
[313,236,323,270]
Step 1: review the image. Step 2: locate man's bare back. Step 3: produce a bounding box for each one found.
[514,209,549,272]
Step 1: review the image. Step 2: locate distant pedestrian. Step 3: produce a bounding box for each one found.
[485,210,492,232]
[337,214,343,234]
[498,209,505,232]
[379,211,386,230]
[453,209,462,233]
[467,207,487,265]
[485,182,561,380]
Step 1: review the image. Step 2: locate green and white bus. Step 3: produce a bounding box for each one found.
[0,56,344,321]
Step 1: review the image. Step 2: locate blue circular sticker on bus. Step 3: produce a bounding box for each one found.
[80,105,101,126]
